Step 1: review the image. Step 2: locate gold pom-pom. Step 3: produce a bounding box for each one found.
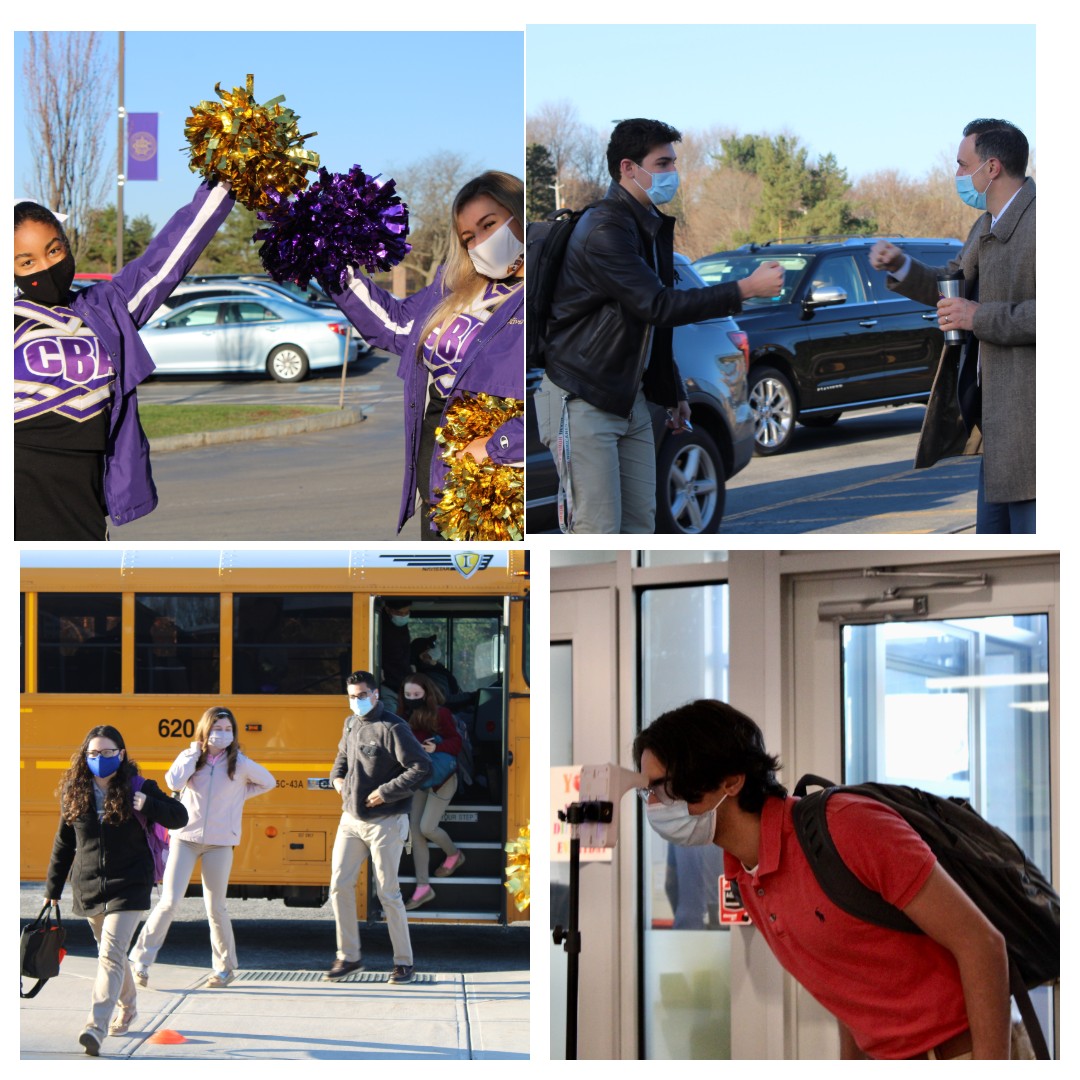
[185,74,319,210]
[431,393,524,541]
[504,823,530,912]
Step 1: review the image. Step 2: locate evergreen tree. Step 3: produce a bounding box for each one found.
[192,205,265,275]
[79,206,155,273]
[526,143,557,221]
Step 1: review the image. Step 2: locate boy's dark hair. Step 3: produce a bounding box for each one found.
[606,118,683,181]
[963,118,1029,180]
[346,670,377,690]
[633,700,786,812]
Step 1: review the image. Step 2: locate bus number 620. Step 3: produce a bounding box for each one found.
[158,718,196,738]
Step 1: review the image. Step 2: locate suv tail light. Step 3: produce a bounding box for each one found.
[727,330,750,377]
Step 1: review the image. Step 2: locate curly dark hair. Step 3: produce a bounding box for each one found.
[402,672,446,737]
[57,725,138,826]
[633,700,787,812]
[606,118,682,181]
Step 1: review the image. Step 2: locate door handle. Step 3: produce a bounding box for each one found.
[858,320,878,327]
[922,313,938,320]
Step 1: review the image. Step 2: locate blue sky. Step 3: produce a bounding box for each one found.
[13,31,525,229]
[526,24,1036,182]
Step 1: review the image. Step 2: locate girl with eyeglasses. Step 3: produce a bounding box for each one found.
[45,725,189,1056]
[128,707,275,990]
[401,674,466,910]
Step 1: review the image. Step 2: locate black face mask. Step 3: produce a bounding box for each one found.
[15,251,76,306]
[403,698,424,714]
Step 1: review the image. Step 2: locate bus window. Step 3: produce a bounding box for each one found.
[38,594,122,694]
[233,593,351,694]
[134,595,221,695]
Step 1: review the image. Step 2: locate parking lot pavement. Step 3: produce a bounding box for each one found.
[21,955,529,1060]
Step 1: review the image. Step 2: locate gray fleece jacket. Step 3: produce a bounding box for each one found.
[329,701,431,821]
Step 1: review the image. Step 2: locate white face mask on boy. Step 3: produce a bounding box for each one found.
[646,792,728,846]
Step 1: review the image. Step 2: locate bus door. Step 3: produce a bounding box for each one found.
[372,595,510,923]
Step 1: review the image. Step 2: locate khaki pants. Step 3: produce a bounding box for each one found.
[409,775,459,884]
[130,839,237,974]
[86,909,144,1038]
[330,811,413,966]
[535,373,656,534]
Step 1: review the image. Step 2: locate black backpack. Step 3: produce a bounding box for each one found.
[524,206,591,367]
[792,774,1059,1059]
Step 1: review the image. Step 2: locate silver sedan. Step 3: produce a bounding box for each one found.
[139,295,360,382]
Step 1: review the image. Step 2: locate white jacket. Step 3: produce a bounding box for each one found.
[165,742,276,846]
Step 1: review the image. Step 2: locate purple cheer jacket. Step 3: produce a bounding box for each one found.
[330,266,524,534]
[14,182,234,526]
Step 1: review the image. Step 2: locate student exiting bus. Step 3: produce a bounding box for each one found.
[129,707,275,988]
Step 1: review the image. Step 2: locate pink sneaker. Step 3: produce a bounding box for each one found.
[434,851,466,877]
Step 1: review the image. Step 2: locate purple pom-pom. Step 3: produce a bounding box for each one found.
[255,165,411,292]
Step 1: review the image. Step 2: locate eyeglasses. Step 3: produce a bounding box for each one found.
[86,749,121,760]
[348,690,374,700]
[635,779,677,806]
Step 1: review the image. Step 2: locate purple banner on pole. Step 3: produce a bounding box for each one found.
[127,113,158,181]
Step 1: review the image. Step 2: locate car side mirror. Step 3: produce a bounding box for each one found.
[804,285,848,309]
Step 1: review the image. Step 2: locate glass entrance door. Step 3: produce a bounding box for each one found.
[788,555,1059,1058]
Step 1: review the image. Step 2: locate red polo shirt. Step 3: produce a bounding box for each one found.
[725,794,970,1058]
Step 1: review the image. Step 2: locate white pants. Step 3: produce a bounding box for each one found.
[409,775,459,884]
[330,811,413,966]
[86,909,144,1038]
[129,839,237,974]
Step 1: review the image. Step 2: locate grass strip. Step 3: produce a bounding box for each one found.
[140,404,339,439]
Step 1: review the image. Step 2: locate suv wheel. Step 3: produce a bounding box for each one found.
[655,428,726,534]
[750,365,796,455]
[267,344,310,383]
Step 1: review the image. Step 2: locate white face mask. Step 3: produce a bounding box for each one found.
[468,218,524,279]
[207,730,233,750]
[646,793,727,846]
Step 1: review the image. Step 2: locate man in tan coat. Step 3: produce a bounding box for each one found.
[871,119,1035,533]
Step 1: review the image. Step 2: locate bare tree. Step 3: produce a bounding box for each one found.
[527,100,608,209]
[21,32,113,262]
[390,150,479,289]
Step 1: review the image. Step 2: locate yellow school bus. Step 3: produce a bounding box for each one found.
[20,548,529,924]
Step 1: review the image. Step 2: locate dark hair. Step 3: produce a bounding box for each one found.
[606,118,683,181]
[15,200,67,238]
[633,700,786,812]
[963,119,1029,180]
[346,670,377,691]
[410,635,438,666]
[57,724,139,825]
[402,671,445,736]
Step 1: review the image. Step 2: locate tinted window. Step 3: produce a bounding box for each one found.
[38,594,122,694]
[229,302,279,323]
[809,254,867,303]
[694,253,809,307]
[134,594,220,694]
[867,244,960,303]
[233,594,351,694]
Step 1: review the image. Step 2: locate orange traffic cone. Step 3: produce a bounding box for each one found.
[148,1029,187,1044]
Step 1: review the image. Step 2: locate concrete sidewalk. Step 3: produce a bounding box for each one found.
[21,956,529,1059]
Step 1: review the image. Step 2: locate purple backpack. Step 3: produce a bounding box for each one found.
[131,776,170,883]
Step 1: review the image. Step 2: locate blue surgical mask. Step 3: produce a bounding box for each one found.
[389,614,410,627]
[350,695,374,717]
[633,164,680,206]
[646,793,727,846]
[87,753,123,779]
[955,159,993,210]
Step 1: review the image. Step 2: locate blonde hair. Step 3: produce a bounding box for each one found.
[416,170,524,360]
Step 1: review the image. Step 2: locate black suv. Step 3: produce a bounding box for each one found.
[693,236,962,454]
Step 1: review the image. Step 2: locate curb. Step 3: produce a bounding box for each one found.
[149,406,364,453]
